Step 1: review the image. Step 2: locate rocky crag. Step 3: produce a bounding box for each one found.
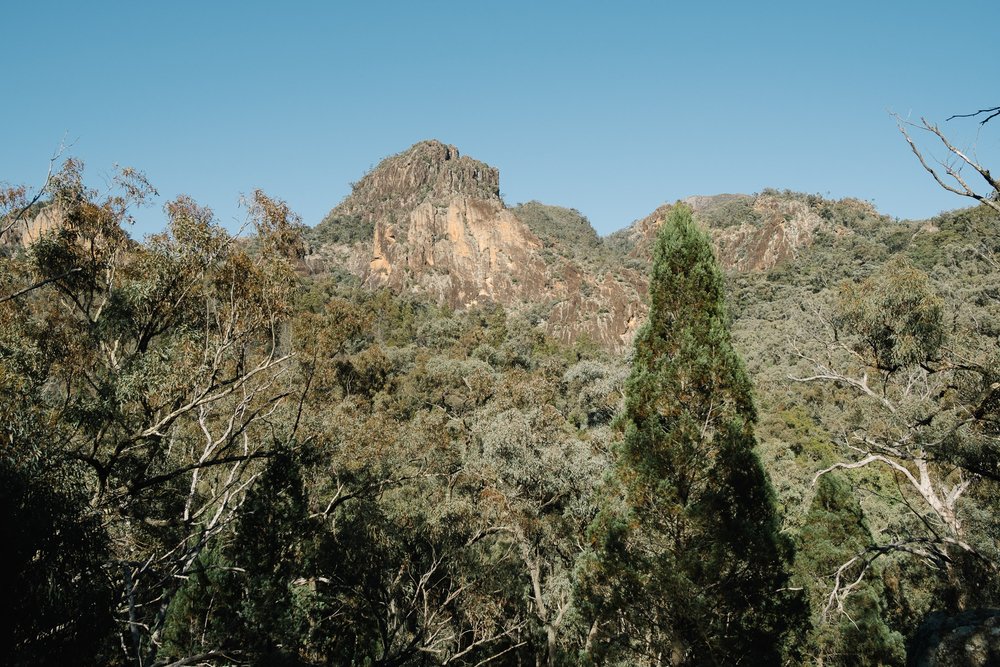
[308,140,646,349]
[1,207,63,249]
[308,141,889,351]
[611,191,870,272]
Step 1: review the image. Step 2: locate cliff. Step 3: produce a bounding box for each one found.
[308,143,888,351]
[308,141,646,349]
[614,191,871,273]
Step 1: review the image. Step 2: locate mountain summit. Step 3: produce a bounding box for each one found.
[308,140,646,348]
[320,140,502,227]
[307,141,884,350]
[316,140,549,307]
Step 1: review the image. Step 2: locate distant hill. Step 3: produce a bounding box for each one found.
[306,140,645,349]
[306,140,916,350]
[510,202,603,256]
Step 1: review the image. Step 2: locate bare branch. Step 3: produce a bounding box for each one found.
[893,112,1000,214]
[788,368,896,413]
[813,454,916,488]
[150,649,242,667]
[946,106,1000,125]
[822,539,946,619]
[0,267,82,304]
[0,138,69,239]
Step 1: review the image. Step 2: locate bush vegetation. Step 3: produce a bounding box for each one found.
[2,156,1000,666]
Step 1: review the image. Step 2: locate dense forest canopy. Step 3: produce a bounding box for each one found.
[2,111,1000,666]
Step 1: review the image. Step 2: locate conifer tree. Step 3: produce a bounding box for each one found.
[583,203,802,665]
[795,473,905,666]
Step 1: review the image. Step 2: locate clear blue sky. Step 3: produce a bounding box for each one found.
[3,1,998,237]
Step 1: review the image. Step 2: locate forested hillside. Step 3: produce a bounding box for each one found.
[3,139,1000,666]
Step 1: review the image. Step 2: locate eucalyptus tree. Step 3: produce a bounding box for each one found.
[791,254,1000,614]
[0,160,304,665]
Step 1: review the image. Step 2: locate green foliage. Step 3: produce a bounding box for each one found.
[159,548,240,663]
[585,203,803,664]
[6,149,999,666]
[562,360,627,427]
[692,195,761,229]
[0,453,116,666]
[308,212,374,246]
[756,201,1000,660]
[1,163,303,666]
[601,226,638,258]
[513,201,602,252]
[231,451,313,661]
[794,474,906,666]
[835,257,944,371]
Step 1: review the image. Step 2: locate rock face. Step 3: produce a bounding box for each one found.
[908,609,1000,667]
[309,143,882,351]
[369,192,548,308]
[2,208,63,249]
[315,141,546,306]
[619,192,862,273]
[329,140,501,230]
[310,141,646,349]
[714,195,823,272]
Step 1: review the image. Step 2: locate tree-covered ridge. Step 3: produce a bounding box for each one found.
[728,196,1000,663]
[609,189,890,276]
[303,140,924,359]
[302,141,653,351]
[0,160,629,664]
[512,202,603,254]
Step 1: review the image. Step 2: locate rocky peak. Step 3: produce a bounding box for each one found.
[307,142,647,350]
[620,191,861,273]
[308,144,886,353]
[320,140,501,232]
[8,143,891,355]
[311,141,549,308]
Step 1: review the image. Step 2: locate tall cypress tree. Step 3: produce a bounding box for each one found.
[583,203,801,665]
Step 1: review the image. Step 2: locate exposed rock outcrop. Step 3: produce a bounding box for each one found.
[308,143,884,351]
[309,141,646,349]
[715,195,823,272]
[369,194,548,307]
[2,208,63,249]
[908,609,1000,667]
[619,192,865,273]
[327,140,501,230]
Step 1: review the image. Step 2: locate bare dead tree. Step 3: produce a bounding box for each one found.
[947,106,1000,126]
[819,538,955,620]
[893,110,1000,214]
[1,164,302,666]
[785,246,1000,614]
[789,352,978,615]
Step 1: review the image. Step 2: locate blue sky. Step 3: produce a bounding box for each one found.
[3,1,998,237]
